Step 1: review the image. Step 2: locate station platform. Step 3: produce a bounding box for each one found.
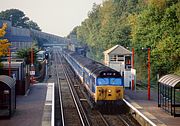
[125,89,180,126]
[0,83,47,126]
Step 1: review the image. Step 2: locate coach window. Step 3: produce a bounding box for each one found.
[85,72,89,83]
[92,77,95,85]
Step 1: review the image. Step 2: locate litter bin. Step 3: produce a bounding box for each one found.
[0,75,16,119]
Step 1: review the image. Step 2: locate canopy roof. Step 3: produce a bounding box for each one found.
[0,75,16,88]
[158,74,180,87]
[103,45,132,55]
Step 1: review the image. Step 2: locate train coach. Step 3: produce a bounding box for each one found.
[63,50,124,106]
[37,50,46,62]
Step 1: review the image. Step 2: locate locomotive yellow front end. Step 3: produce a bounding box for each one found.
[95,86,124,102]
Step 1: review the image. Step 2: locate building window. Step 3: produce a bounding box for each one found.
[125,56,131,69]
[110,55,117,61]
[125,56,131,65]
[117,55,124,61]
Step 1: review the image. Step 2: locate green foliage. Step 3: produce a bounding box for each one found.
[26,20,41,31]
[68,0,180,82]
[0,9,41,31]
[16,48,38,64]
[68,0,138,61]
[131,0,180,78]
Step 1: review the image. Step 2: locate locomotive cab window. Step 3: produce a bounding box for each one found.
[110,78,123,86]
[97,78,122,86]
[97,78,109,85]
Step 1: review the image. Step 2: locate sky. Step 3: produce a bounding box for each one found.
[0,0,103,37]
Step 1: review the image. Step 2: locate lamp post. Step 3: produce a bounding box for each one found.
[8,48,11,77]
[8,15,12,77]
[147,48,151,100]
[142,47,151,100]
[126,47,135,91]
[30,47,35,83]
[31,47,34,65]
[132,47,135,91]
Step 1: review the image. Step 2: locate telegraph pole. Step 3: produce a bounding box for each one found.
[132,47,135,91]
[8,48,11,77]
[147,48,151,100]
[30,47,35,83]
[142,47,151,100]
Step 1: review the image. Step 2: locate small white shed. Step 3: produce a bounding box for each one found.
[103,45,134,88]
[104,45,132,71]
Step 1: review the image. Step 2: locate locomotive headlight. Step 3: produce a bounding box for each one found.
[108,89,112,93]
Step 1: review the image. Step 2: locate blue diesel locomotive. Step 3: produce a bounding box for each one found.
[63,50,124,106]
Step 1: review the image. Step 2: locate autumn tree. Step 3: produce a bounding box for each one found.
[0,23,11,57]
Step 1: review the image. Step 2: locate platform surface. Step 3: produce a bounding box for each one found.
[0,83,47,126]
[125,89,180,126]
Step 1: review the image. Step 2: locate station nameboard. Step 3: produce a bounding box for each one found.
[30,71,35,76]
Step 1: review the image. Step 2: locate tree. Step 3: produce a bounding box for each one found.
[0,9,29,27]
[16,48,38,64]
[74,0,139,61]
[26,20,41,31]
[0,9,41,31]
[0,23,11,57]
[69,0,180,83]
[130,0,180,79]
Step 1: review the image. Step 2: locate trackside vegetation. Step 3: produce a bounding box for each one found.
[68,0,180,84]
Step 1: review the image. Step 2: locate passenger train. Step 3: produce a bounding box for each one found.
[63,50,124,107]
[37,50,50,62]
[37,51,46,62]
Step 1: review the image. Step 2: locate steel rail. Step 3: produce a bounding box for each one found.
[64,61,92,126]
[97,111,110,126]
[118,115,130,126]
[57,52,90,126]
[55,51,65,126]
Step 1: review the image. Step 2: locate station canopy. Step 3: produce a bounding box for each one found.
[158,74,180,88]
[0,75,16,88]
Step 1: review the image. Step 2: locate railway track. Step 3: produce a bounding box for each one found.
[55,50,90,126]
[52,49,140,126]
[61,50,140,126]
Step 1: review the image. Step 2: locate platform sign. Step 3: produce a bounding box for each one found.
[30,71,35,76]
[131,68,136,90]
[124,70,132,88]
[131,68,136,80]
[30,64,35,76]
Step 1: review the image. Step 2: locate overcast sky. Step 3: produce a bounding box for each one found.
[0,0,103,37]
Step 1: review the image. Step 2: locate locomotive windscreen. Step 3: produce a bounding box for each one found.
[110,78,123,85]
[97,78,123,86]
